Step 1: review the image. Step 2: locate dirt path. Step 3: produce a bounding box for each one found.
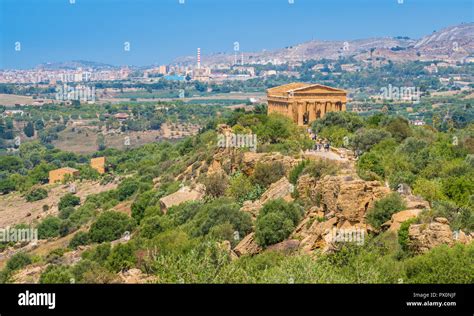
[304,149,349,161]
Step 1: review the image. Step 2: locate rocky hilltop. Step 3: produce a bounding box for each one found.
[174,23,473,65]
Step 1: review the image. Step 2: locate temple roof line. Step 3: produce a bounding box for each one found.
[267,82,347,95]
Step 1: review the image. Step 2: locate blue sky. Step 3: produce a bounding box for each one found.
[0,0,472,69]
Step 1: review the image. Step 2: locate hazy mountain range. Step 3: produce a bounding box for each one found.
[174,23,474,66]
[33,23,474,70]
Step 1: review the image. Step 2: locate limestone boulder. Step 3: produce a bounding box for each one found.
[240,200,261,218]
[386,209,423,232]
[403,195,430,210]
[218,240,239,260]
[241,152,300,176]
[294,174,392,253]
[259,177,294,205]
[240,177,294,218]
[207,160,225,175]
[233,233,261,257]
[455,230,473,244]
[297,174,390,223]
[159,184,205,214]
[266,239,300,253]
[408,217,454,254]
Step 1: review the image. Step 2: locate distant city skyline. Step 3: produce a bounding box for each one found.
[0,0,472,69]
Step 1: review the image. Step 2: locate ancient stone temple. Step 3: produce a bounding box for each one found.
[267,83,347,126]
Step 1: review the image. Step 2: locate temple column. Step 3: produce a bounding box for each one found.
[297,102,304,126]
[287,102,295,122]
[327,101,333,113]
[342,102,347,111]
[308,102,316,123]
[316,102,322,119]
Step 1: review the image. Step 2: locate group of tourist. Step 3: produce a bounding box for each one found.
[308,129,331,152]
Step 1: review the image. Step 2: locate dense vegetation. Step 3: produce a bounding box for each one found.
[312,111,473,233]
[0,104,472,284]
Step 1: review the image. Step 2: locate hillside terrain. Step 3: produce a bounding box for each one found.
[0,108,472,284]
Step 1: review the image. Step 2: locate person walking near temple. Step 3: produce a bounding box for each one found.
[324,140,331,152]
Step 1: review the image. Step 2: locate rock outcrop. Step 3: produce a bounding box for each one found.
[245,152,300,176]
[11,265,46,284]
[218,240,239,260]
[209,149,300,177]
[293,174,391,252]
[407,217,473,254]
[408,217,455,254]
[297,174,390,222]
[383,209,423,232]
[233,233,261,257]
[159,184,205,213]
[266,239,300,253]
[240,177,294,217]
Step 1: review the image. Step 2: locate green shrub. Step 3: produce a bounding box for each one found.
[255,199,303,247]
[45,248,66,264]
[424,201,474,233]
[303,159,338,180]
[226,172,264,203]
[366,193,406,229]
[412,178,446,206]
[59,220,74,237]
[58,206,75,220]
[131,190,159,223]
[167,201,202,226]
[58,193,80,211]
[387,171,416,191]
[25,188,48,202]
[139,215,173,239]
[37,216,62,239]
[89,211,135,243]
[69,231,90,249]
[351,128,391,153]
[384,116,412,142]
[39,265,74,284]
[398,218,417,252]
[312,111,365,134]
[357,152,385,180]
[202,173,228,198]
[404,243,474,283]
[116,178,141,201]
[289,160,309,185]
[6,252,31,271]
[71,259,117,283]
[318,126,350,147]
[106,243,137,272]
[209,222,237,245]
[251,161,285,188]
[148,230,196,256]
[226,172,252,201]
[187,198,252,238]
[82,243,111,265]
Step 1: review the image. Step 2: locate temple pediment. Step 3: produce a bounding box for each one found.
[267,82,347,126]
[267,82,346,98]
